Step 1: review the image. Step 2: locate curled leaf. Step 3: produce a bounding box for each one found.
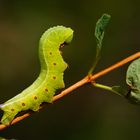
[88,13,111,74]
[126,58,140,104]
[95,13,111,48]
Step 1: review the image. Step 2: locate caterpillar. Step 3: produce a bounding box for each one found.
[0,26,74,125]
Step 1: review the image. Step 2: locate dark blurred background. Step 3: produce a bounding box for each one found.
[0,0,140,139]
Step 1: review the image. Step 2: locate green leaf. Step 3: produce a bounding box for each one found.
[126,58,140,104]
[88,14,111,74]
[95,13,111,47]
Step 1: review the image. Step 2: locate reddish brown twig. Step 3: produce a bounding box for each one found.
[0,52,140,131]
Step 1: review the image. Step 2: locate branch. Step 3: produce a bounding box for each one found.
[0,52,140,131]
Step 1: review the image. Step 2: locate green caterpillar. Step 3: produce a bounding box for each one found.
[0,26,73,125]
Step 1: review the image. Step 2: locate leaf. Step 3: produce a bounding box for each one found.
[95,13,111,48]
[88,14,111,74]
[126,58,140,104]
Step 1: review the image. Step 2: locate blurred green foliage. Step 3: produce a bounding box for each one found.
[0,0,140,140]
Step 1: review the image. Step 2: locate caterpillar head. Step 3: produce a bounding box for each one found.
[63,27,73,44]
[40,26,73,50]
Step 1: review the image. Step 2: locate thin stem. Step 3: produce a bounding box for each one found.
[0,52,140,131]
[91,82,122,95]
[88,45,101,75]
[92,82,113,92]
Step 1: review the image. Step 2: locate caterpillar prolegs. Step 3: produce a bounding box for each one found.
[0,26,74,125]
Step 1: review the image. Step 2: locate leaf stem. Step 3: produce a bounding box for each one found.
[88,46,101,75]
[0,52,140,131]
[91,82,113,92]
[91,82,123,96]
